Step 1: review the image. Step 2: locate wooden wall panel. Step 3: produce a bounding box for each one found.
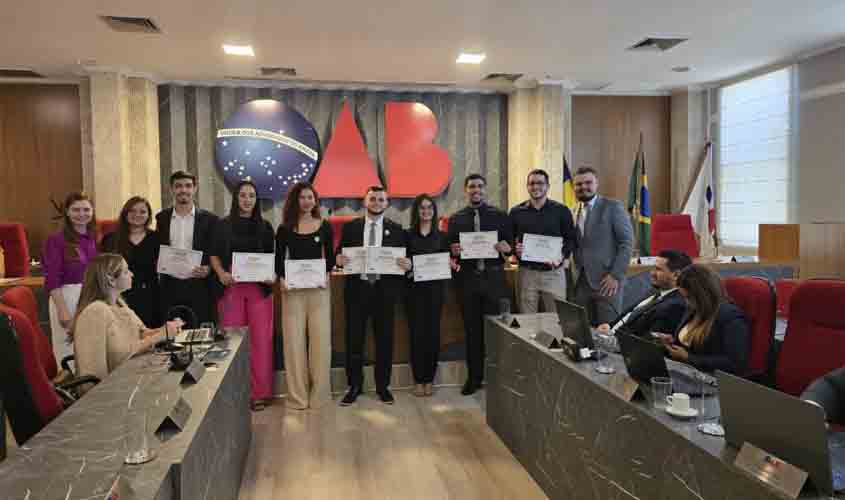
[571,95,671,215]
[0,85,83,257]
[759,224,800,262]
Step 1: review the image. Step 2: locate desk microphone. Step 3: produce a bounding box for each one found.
[164,305,198,371]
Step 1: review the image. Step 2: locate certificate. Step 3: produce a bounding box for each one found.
[232,252,275,282]
[366,247,406,275]
[521,233,563,263]
[413,252,452,282]
[341,247,368,275]
[286,259,327,289]
[459,231,499,259]
[157,245,203,279]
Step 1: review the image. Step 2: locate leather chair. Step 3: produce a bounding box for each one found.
[96,218,119,247]
[723,276,776,380]
[0,286,59,378]
[775,278,799,318]
[327,215,357,252]
[650,214,699,258]
[0,223,30,277]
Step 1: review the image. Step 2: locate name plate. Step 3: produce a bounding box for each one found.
[732,255,759,263]
[607,373,641,402]
[534,330,562,350]
[734,442,808,499]
[180,358,206,385]
[153,395,192,437]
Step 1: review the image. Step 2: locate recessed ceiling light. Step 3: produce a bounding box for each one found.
[672,66,692,73]
[456,52,486,64]
[223,44,255,57]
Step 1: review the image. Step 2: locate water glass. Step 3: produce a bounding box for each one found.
[124,410,155,465]
[650,376,673,411]
[498,298,511,322]
[594,333,616,374]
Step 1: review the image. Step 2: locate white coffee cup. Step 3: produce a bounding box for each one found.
[666,392,691,412]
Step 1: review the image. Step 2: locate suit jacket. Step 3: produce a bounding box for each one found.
[155,207,219,266]
[801,366,845,425]
[613,289,687,337]
[573,196,633,289]
[338,216,407,291]
[673,302,750,374]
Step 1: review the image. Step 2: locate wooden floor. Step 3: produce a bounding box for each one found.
[237,388,549,500]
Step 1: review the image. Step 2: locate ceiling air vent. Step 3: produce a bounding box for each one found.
[482,73,524,83]
[0,68,44,78]
[100,16,162,34]
[260,67,298,77]
[627,37,688,52]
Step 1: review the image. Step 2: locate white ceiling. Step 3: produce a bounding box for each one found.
[2,0,844,91]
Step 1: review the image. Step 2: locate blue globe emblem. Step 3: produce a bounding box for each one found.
[215,99,322,199]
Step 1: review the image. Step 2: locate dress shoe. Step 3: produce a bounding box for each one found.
[461,380,477,396]
[340,386,361,406]
[413,384,425,397]
[377,388,395,404]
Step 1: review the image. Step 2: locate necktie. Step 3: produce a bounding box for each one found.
[474,209,485,272]
[577,202,590,237]
[367,221,378,283]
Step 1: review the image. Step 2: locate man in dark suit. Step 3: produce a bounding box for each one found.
[571,166,634,326]
[802,366,845,426]
[448,174,513,396]
[336,185,407,405]
[597,249,691,337]
[155,170,219,325]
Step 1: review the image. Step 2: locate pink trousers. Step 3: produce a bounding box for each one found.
[218,283,274,402]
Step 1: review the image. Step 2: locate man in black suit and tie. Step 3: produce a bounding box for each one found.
[336,186,408,405]
[597,249,691,337]
[155,171,219,325]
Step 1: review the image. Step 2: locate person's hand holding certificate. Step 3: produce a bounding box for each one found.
[412,252,452,282]
[459,231,499,259]
[521,233,563,264]
[366,247,406,275]
[158,245,203,280]
[341,247,367,275]
[286,259,327,289]
[232,252,275,283]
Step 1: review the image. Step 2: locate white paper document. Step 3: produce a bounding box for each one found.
[366,247,406,275]
[285,259,327,289]
[157,245,203,279]
[521,233,563,263]
[341,247,368,275]
[459,231,499,260]
[413,252,452,282]
[232,252,275,282]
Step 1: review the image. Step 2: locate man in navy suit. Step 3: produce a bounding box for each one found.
[336,186,408,406]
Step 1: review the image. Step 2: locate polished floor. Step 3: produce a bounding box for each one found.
[237,388,549,500]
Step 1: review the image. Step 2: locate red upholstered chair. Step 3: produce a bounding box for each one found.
[723,277,776,379]
[1,286,58,379]
[328,215,357,252]
[96,219,119,247]
[775,278,800,318]
[438,216,449,233]
[0,222,31,277]
[776,280,845,396]
[650,214,699,258]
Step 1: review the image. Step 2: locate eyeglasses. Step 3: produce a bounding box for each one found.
[527,181,547,186]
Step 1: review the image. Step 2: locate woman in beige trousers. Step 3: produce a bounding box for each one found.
[275,182,334,410]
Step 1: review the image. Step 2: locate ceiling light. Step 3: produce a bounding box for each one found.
[223,44,255,57]
[456,52,486,64]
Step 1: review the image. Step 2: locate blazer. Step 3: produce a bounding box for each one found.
[447,203,513,279]
[614,288,687,337]
[155,207,219,266]
[673,302,750,374]
[801,366,845,425]
[573,196,633,289]
[338,216,407,289]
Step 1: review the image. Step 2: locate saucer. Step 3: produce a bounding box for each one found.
[666,406,699,419]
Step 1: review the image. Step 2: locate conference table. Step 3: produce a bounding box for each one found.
[0,328,251,499]
[486,313,839,500]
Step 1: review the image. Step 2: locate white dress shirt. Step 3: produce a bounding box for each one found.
[611,287,677,334]
[361,215,384,280]
[170,205,196,251]
[576,195,598,236]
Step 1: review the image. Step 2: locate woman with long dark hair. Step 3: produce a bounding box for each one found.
[275,181,334,410]
[101,196,161,327]
[661,264,750,374]
[43,192,97,362]
[210,180,275,411]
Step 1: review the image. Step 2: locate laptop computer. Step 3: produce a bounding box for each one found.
[554,299,596,351]
[717,370,845,494]
[174,327,215,345]
[617,333,715,396]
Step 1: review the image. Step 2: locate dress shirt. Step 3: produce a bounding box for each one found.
[509,198,576,270]
[43,231,98,294]
[611,287,677,334]
[362,215,384,280]
[170,205,196,250]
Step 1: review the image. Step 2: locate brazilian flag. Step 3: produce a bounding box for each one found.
[627,136,651,256]
[562,155,577,210]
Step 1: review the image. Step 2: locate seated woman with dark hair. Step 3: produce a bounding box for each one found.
[802,366,845,426]
[657,264,750,374]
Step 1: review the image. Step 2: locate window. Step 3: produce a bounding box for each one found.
[717,67,794,250]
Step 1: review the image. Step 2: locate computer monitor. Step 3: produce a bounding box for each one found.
[554,299,595,350]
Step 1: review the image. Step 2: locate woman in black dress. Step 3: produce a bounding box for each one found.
[101,196,161,327]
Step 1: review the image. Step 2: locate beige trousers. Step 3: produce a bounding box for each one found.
[282,287,332,409]
[518,266,567,313]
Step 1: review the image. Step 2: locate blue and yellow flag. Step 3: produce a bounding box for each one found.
[563,155,577,210]
[627,135,651,256]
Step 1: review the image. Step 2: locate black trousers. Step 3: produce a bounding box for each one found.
[458,268,508,385]
[407,281,445,384]
[345,278,398,390]
[124,279,162,328]
[160,276,214,327]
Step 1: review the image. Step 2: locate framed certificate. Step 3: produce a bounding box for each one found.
[157,245,203,279]
[365,247,406,275]
[341,247,368,275]
[459,231,499,259]
[521,233,563,263]
[412,252,452,282]
[286,259,327,289]
[232,252,275,282]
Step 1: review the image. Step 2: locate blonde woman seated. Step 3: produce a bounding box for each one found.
[72,253,180,383]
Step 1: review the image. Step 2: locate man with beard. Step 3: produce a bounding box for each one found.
[155,170,219,325]
[571,166,633,326]
[510,169,577,313]
[448,174,513,395]
[336,185,407,405]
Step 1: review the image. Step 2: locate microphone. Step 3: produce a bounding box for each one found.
[164,305,198,370]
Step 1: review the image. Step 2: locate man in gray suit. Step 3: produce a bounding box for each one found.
[572,166,633,326]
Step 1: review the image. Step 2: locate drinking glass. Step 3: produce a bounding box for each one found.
[124,410,155,465]
[594,332,616,374]
[498,298,511,322]
[650,376,673,411]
